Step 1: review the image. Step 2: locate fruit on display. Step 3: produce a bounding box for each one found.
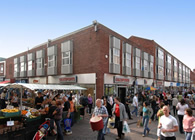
[1,108,19,113]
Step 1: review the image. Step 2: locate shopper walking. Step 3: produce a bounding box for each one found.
[132,93,139,117]
[176,99,189,134]
[112,97,128,140]
[142,101,150,137]
[183,108,195,140]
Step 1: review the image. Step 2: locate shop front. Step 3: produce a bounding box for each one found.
[104,74,134,104]
[48,73,96,103]
[29,77,47,84]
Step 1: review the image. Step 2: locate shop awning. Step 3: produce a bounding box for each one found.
[3,83,86,90]
[0,80,10,84]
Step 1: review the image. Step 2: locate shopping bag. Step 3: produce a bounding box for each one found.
[122,121,130,133]
[107,117,115,129]
[63,118,72,131]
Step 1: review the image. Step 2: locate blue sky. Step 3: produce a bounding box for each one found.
[0,0,195,69]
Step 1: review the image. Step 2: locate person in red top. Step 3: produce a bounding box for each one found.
[112,97,128,140]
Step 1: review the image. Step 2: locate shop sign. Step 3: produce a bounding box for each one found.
[59,76,77,83]
[176,83,180,87]
[156,81,163,86]
[170,82,173,86]
[114,76,130,84]
[33,80,39,83]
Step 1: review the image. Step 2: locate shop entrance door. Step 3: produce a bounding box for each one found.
[118,87,126,105]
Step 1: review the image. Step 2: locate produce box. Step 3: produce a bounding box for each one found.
[1,111,21,118]
[26,115,41,122]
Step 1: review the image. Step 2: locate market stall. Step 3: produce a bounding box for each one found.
[0,83,86,140]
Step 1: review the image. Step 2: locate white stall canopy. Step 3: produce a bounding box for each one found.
[2,83,86,90]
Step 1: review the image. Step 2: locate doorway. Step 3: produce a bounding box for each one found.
[118,87,126,104]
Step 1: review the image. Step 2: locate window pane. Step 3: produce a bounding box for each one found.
[136,57,140,69]
[144,60,148,71]
[150,62,153,72]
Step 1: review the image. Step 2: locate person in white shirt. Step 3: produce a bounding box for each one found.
[159,106,178,140]
[176,99,189,134]
[131,93,138,117]
[172,95,178,116]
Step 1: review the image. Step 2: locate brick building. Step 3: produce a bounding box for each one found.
[0,57,6,83]
[3,21,192,103]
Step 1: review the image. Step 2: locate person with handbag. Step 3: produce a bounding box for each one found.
[112,97,128,140]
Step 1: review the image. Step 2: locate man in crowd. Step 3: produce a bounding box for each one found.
[132,93,138,117]
[92,99,108,140]
[159,106,178,140]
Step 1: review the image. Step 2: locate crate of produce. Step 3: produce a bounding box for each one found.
[26,115,41,122]
[2,111,21,118]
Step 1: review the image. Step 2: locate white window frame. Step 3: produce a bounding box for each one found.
[48,55,56,68]
[135,57,140,69]
[62,51,71,66]
[158,66,164,75]
[28,61,32,71]
[36,58,43,69]
[20,62,26,72]
[158,49,164,60]
[113,48,120,64]
[0,65,3,73]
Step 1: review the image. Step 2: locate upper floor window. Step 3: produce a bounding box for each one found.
[143,60,148,71]
[113,48,120,64]
[135,57,140,69]
[158,49,164,60]
[0,65,3,73]
[48,55,56,67]
[28,61,32,71]
[179,63,182,70]
[14,64,18,72]
[174,72,178,78]
[166,68,171,76]
[62,51,72,65]
[158,66,164,75]
[150,62,153,72]
[20,62,26,72]
[123,53,131,67]
[183,66,185,72]
[174,59,177,67]
[167,54,171,64]
[36,58,43,69]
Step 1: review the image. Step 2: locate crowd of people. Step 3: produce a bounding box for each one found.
[0,87,195,140]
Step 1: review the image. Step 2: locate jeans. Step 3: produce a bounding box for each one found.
[178,115,184,133]
[172,106,176,116]
[143,116,150,135]
[97,129,105,140]
[102,118,108,134]
[70,112,74,127]
[88,104,92,114]
[185,132,192,140]
[132,106,138,116]
[55,119,64,140]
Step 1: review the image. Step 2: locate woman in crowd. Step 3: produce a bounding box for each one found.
[176,99,189,134]
[183,108,195,140]
[172,95,178,116]
[53,101,64,140]
[156,102,164,140]
[88,94,93,115]
[11,93,18,107]
[103,96,112,134]
[112,97,128,140]
[142,101,150,137]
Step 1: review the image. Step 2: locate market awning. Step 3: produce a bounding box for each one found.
[0,80,10,84]
[3,83,86,90]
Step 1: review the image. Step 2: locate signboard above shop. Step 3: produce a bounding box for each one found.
[114,76,130,84]
[59,76,77,83]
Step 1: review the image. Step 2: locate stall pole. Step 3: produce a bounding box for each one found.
[20,85,23,111]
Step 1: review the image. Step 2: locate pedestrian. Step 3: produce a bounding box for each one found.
[103,96,112,134]
[142,101,150,137]
[11,93,18,107]
[68,97,75,127]
[92,99,108,140]
[53,101,64,140]
[176,99,189,134]
[183,108,195,140]
[159,106,178,140]
[172,95,178,116]
[157,102,165,140]
[132,93,139,117]
[88,94,93,115]
[125,94,133,120]
[112,97,128,140]
[48,101,57,135]
[151,96,157,121]
[35,92,44,109]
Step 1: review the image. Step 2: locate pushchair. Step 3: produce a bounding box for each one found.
[33,120,50,140]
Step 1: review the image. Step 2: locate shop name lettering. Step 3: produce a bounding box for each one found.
[60,77,76,82]
[115,78,129,83]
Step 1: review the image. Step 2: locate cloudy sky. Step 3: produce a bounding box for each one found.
[0,0,195,69]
